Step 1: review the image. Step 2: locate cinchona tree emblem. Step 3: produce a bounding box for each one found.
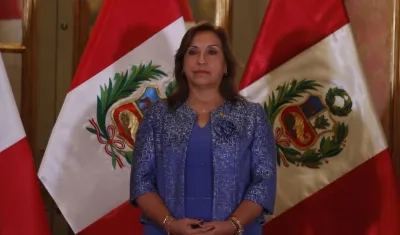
[265,79,352,168]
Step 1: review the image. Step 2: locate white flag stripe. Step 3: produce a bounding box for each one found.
[38,18,186,233]
[0,20,22,43]
[241,24,387,217]
[0,55,25,152]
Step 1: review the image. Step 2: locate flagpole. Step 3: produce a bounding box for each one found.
[389,0,400,180]
[21,0,38,151]
[215,0,233,40]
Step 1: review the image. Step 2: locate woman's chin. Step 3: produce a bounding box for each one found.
[190,78,217,87]
[192,82,215,88]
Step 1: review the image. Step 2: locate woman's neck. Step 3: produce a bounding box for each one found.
[187,88,224,112]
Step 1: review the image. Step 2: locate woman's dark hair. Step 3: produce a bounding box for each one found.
[167,21,243,110]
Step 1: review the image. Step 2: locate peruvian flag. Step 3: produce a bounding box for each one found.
[38,0,186,234]
[0,55,51,235]
[239,0,400,234]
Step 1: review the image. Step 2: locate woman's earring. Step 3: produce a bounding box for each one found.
[224,68,227,76]
[182,70,185,75]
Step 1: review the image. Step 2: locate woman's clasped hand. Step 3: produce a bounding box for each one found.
[168,218,236,235]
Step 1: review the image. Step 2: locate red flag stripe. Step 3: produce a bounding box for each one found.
[78,201,142,235]
[264,149,400,235]
[239,0,348,90]
[0,138,51,235]
[69,1,182,91]
[0,0,22,19]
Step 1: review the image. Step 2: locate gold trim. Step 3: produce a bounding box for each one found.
[215,0,233,38]
[390,0,400,180]
[0,43,26,53]
[110,98,141,149]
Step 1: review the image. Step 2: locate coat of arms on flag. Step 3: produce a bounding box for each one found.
[266,79,352,169]
[86,62,175,169]
[38,0,186,233]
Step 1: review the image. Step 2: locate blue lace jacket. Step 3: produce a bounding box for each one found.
[130,99,277,224]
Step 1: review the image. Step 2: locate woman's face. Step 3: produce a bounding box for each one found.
[183,31,226,89]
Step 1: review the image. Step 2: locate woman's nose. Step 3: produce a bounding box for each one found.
[197,52,206,64]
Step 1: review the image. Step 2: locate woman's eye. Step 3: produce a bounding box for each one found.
[208,50,217,55]
[187,50,197,55]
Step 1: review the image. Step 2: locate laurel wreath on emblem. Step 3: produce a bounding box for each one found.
[325,87,352,117]
[265,79,352,168]
[86,62,172,169]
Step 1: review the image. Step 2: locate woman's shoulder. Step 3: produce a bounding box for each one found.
[144,99,169,121]
[148,99,169,113]
[232,98,264,115]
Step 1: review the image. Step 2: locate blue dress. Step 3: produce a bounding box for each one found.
[142,120,262,234]
[185,121,262,234]
[185,121,214,222]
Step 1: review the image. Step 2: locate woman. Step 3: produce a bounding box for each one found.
[130,21,277,235]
